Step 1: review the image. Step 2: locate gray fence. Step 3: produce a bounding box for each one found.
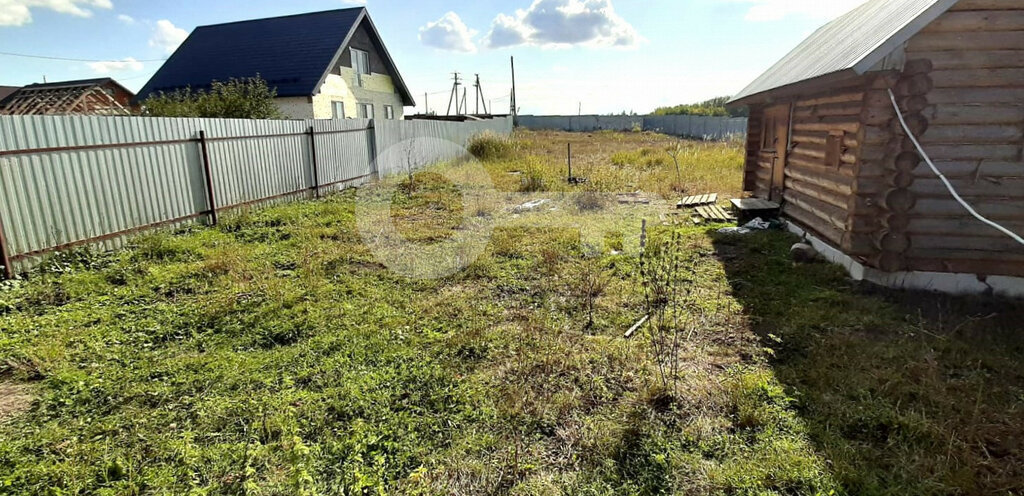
[516,114,747,140]
[0,115,512,276]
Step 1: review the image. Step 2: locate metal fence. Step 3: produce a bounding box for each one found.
[0,115,513,276]
[516,114,748,140]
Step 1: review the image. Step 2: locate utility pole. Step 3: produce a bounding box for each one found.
[461,87,467,116]
[446,72,462,116]
[424,92,428,115]
[510,56,518,119]
[473,74,489,115]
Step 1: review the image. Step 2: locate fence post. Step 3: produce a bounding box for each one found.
[198,130,218,226]
[308,126,320,198]
[0,212,12,280]
[367,120,379,179]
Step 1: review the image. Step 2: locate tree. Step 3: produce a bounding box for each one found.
[141,77,285,119]
[652,96,749,118]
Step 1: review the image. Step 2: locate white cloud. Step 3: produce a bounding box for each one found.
[729,0,866,22]
[419,12,477,53]
[149,19,187,55]
[87,56,142,73]
[0,0,112,27]
[116,13,133,24]
[484,0,642,49]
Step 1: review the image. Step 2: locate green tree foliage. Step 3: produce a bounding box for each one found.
[141,77,285,119]
[652,96,749,118]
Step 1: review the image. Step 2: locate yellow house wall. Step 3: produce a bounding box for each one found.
[307,67,404,120]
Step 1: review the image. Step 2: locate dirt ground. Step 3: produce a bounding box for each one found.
[0,382,34,423]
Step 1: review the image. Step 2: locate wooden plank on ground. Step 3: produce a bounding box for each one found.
[679,193,718,207]
[696,205,735,222]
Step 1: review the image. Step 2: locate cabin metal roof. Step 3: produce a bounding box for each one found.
[136,8,415,106]
[729,0,960,106]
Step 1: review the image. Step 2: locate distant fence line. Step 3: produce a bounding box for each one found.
[516,114,748,140]
[0,115,513,276]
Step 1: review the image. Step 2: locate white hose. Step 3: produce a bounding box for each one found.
[887,89,1024,246]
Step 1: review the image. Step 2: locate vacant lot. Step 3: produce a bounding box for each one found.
[0,130,1022,495]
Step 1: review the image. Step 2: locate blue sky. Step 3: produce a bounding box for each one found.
[0,0,866,115]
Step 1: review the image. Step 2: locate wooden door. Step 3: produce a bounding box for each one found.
[760,104,790,202]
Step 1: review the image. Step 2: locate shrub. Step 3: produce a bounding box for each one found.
[467,132,519,161]
[142,77,284,119]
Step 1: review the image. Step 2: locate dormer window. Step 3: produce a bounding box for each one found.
[351,48,370,87]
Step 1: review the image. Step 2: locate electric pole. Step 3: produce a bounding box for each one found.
[446,72,462,116]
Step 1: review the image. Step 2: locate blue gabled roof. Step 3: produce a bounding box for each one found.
[137,8,414,105]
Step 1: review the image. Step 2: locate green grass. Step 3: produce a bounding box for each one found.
[0,131,1022,495]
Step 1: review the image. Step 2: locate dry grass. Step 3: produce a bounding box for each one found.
[482,130,746,200]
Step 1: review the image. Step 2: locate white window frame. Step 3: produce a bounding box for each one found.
[351,48,370,87]
[384,105,394,120]
[358,103,374,119]
[332,101,346,119]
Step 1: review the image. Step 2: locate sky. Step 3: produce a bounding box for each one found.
[0,0,868,115]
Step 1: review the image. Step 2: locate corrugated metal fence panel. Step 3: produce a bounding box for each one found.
[313,118,374,190]
[0,115,513,275]
[201,118,311,208]
[0,115,206,273]
[374,117,513,178]
[517,114,748,140]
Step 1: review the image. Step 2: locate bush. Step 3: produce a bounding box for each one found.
[142,76,284,119]
[467,132,519,161]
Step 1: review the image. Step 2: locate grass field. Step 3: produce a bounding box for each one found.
[0,130,1022,495]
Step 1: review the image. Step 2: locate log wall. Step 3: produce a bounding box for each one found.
[896,0,1024,277]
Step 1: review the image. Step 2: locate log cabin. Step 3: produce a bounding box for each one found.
[728,0,1024,297]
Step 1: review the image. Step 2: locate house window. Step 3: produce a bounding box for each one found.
[358,103,374,119]
[352,48,370,87]
[384,105,394,120]
[332,101,345,119]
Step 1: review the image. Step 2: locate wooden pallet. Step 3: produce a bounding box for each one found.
[679,193,718,208]
[696,205,735,222]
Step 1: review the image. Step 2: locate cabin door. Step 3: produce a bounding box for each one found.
[761,104,790,202]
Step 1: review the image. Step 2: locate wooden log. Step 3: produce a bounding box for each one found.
[924,11,1024,32]
[903,58,935,75]
[892,170,916,189]
[922,104,1024,125]
[783,204,846,247]
[910,50,1024,71]
[895,151,922,173]
[792,121,860,133]
[930,68,1024,88]
[790,144,857,165]
[911,177,1024,198]
[911,160,1024,179]
[793,103,863,118]
[862,106,896,126]
[889,113,929,136]
[920,124,1024,144]
[795,92,865,107]
[785,177,849,210]
[792,133,861,149]
[785,163,854,194]
[861,126,893,145]
[784,189,849,231]
[906,144,1021,161]
[876,231,912,253]
[906,235,1024,253]
[906,217,1024,238]
[884,213,911,231]
[950,0,1024,11]
[884,188,917,213]
[894,74,934,96]
[911,197,1024,219]
[909,32,1024,52]
[927,87,1024,104]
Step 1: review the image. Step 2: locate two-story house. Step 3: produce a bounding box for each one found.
[136,8,415,120]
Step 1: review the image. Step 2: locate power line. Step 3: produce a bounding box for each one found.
[0,51,167,63]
